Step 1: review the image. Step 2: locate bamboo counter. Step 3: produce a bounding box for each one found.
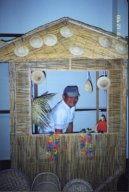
[11,132,125,189]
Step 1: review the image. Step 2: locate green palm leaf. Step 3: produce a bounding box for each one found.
[32,92,56,128]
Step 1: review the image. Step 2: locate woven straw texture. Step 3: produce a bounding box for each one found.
[8,16,127,191]
[0,17,127,62]
[63,179,93,192]
[0,168,31,191]
[31,172,61,191]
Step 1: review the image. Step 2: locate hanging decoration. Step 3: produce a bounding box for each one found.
[29,36,44,48]
[79,133,94,157]
[98,36,111,48]
[97,70,111,90]
[115,42,128,54]
[84,71,93,93]
[43,34,58,46]
[47,133,60,160]
[31,70,46,84]
[97,76,111,90]
[12,22,128,59]
[60,26,73,38]
[69,45,84,56]
[14,45,29,57]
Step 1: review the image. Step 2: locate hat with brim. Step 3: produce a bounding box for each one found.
[31,70,46,84]
[63,86,80,97]
[97,76,111,90]
[14,45,29,57]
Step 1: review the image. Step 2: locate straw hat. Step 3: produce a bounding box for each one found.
[115,42,128,54]
[29,36,44,48]
[31,70,46,84]
[43,34,57,46]
[69,45,84,56]
[98,36,111,48]
[60,26,73,38]
[97,76,111,90]
[14,45,29,57]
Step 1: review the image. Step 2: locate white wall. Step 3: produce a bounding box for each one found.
[0,63,10,160]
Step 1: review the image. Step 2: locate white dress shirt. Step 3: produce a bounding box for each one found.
[43,100,75,133]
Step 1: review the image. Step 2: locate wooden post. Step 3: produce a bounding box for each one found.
[96,71,99,123]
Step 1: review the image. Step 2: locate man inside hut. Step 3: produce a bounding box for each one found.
[42,85,80,134]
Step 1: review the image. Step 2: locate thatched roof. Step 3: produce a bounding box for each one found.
[0,17,128,62]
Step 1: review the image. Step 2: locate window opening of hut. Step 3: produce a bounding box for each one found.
[31,70,109,134]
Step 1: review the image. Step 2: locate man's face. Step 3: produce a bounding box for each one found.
[63,94,79,107]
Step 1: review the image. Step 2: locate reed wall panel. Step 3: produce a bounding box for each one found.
[9,64,16,134]
[10,133,122,190]
[14,69,31,134]
[0,19,127,62]
[9,58,127,190]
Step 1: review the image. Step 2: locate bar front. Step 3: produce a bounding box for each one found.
[11,132,122,190]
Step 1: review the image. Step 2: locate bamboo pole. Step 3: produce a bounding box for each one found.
[96,71,99,123]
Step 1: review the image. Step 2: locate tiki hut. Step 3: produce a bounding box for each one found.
[0,17,128,191]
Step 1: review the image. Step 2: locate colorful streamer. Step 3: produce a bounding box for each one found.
[80,133,94,157]
[47,133,60,160]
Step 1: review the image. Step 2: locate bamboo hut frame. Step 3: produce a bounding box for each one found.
[0,17,128,190]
